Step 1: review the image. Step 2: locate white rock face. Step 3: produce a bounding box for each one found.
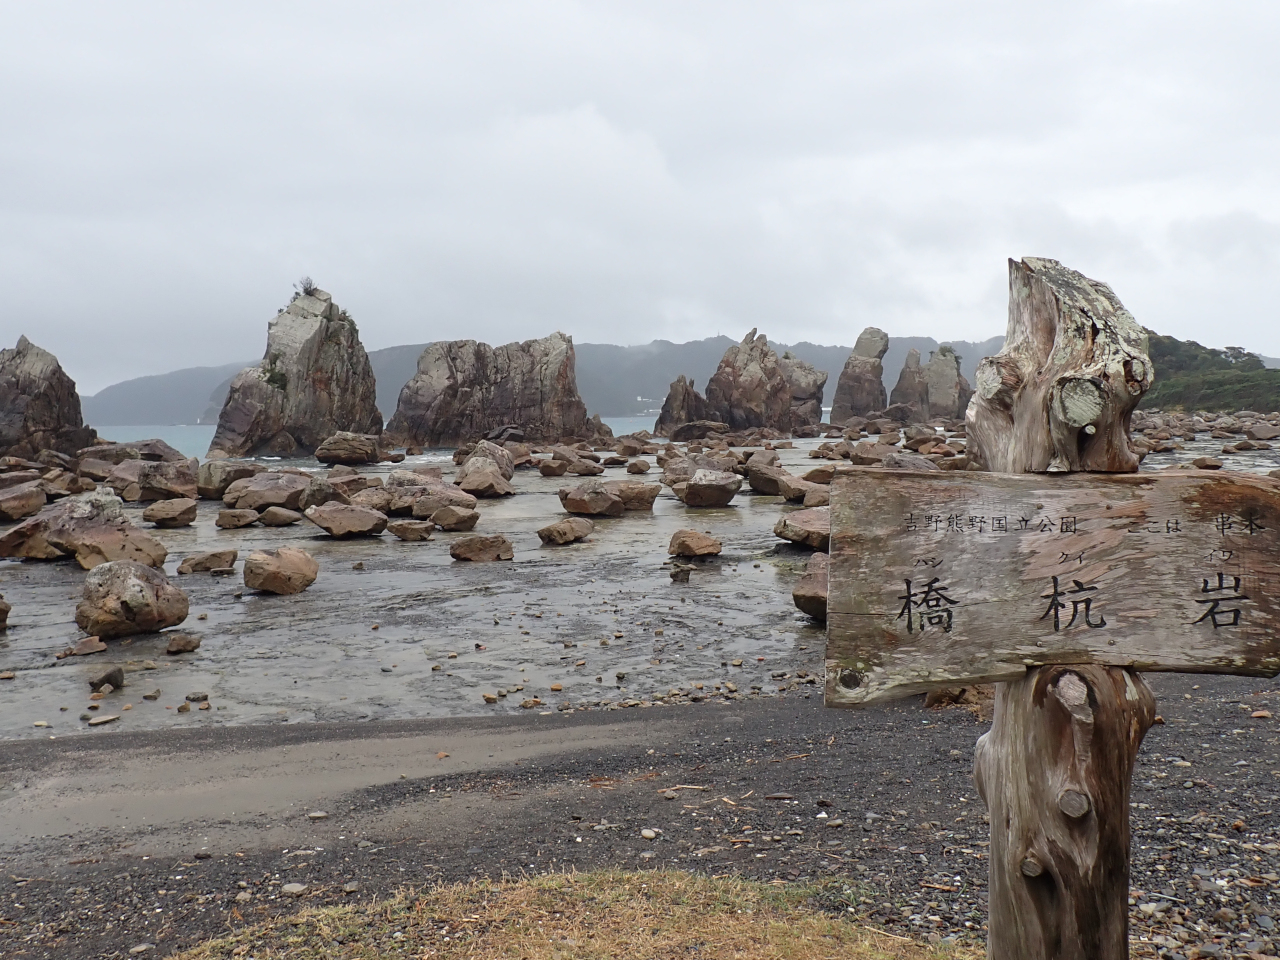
[207,290,381,458]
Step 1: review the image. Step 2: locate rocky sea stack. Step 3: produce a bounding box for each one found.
[385,332,589,448]
[0,336,97,459]
[207,285,382,459]
[655,330,825,436]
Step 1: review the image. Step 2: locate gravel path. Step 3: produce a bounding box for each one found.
[2,673,1278,959]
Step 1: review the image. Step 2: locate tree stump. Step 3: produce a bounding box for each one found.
[966,259,1156,958]
[974,666,1155,959]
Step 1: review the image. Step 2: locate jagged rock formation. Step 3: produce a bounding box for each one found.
[703,330,791,431]
[924,345,974,420]
[830,327,889,424]
[385,333,589,448]
[0,336,97,459]
[653,376,710,436]
[778,353,827,427]
[889,348,930,417]
[207,288,382,458]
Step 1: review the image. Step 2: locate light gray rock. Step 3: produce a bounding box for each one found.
[75,560,189,639]
[207,288,382,458]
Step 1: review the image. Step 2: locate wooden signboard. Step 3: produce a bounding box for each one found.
[825,467,1280,706]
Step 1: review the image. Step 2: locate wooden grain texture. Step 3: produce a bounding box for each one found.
[974,666,1156,960]
[966,258,1152,475]
[825,468,1280,706]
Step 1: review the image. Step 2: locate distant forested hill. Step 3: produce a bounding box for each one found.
[81,362,252,426]
[1142,331,1280,412]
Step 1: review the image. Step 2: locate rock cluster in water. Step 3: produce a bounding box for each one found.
[208,288,382,459]
[385,332,590,448]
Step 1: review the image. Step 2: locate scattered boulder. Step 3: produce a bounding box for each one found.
[776,474,821,503]
[142,498,197,528]
[166,634,202,655]
[258,506,303,526]
[430,505,480,531]
[669,420,731,443]
[89,664,125,692]
[889,348,930,416]
[349,487,394,513]
[792,551,829,620]
[304,503,388,537]
[387,519,435,541]
[456,457,515,497]
[537,517,594,545]
[626,459,651,474]
[407,482,478,519]
[450,534,514,561]
[538,458,569,477]
[746,463,789,496]
[314,432,381,465]
[774,506,831,551]
[225,473,311,512]
[1247,423,1280,441]
[0,491,166,568]
[830,327,889,423]
[0,336,97,459]
[75,561,189,640]
[123,459,199,502]
[673,469,742,508]
[0,480,46,520]
[879,451,942,471]
[0,594,9,630]
[463,439,516,479]
[385,332,589,447]
[668,529,721,557]
[178,549,237,574]
[243,547,318,595]
[216,509,259,529]
[196,460,265,499]
[558,479,624,517]
[207,287,382,458]
[602,480,661,511]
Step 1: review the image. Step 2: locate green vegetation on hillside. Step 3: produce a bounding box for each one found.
[1142,330,1280,412]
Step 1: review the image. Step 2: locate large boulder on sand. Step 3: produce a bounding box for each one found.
[456,446,516,497]
[450,535,514,562]
[75,560,189,640]
[602,480,661,511]
[0,336,97,460]
[304,503,388,537]
[207,287,382,458]
[558,479,624,517]
[314,432,381,465]
[830,327,889,424]
[178,549,237,574]
[408,481,479,518]
[774,506,831,551]
[462,439,515,479]
[387,519,435,541]
[243,547,318,594]
[793,551,829,620]
[0,492,166,568]
[673,469,742,508]
[430,505,480,531]
[668,529,722,557]
[537,517,594,545]
[142,497,197,528]
[108,459,199,502]
[385,332,589,447]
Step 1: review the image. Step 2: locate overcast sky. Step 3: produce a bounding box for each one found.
[3,2,1278,394]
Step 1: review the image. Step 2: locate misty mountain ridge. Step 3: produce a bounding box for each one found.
[77,334,1006,425]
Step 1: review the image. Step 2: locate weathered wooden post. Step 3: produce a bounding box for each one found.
[825,258,1280,959]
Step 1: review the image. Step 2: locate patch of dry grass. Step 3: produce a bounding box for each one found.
[177,870,977,959]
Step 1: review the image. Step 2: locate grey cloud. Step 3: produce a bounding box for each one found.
[1,1,1278,394]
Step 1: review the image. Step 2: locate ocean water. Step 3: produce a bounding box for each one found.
[96,417,658,460]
